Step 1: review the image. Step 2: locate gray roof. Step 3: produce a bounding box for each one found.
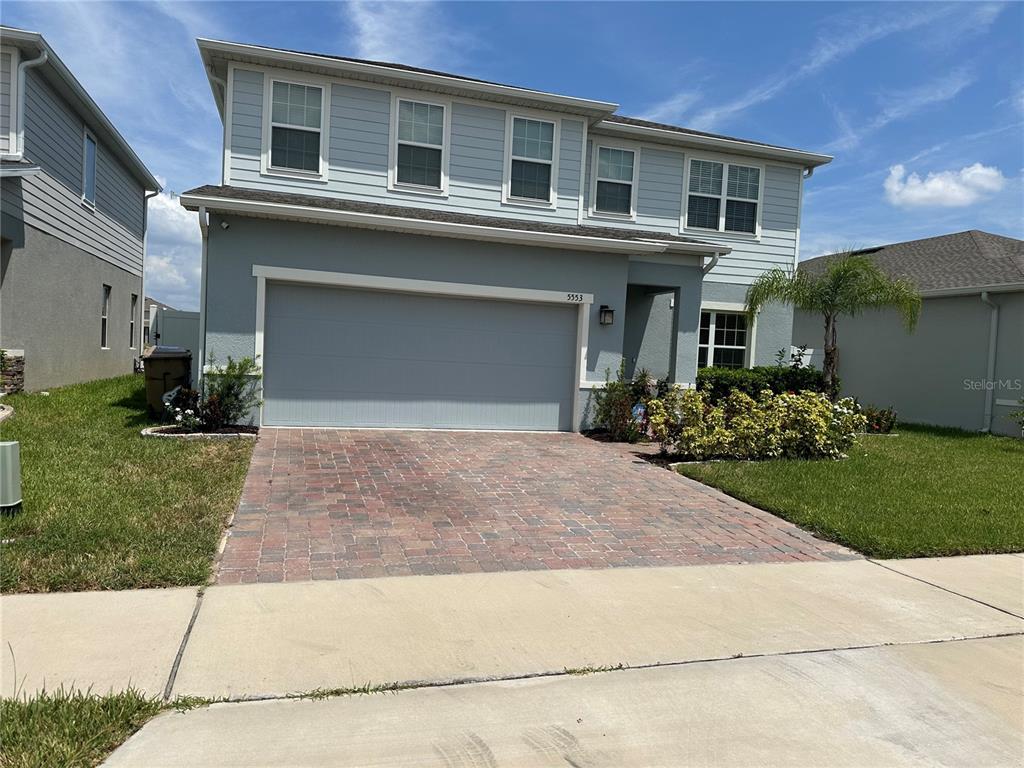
[600,115,816,155]
[799,231,1024,292]
[182,184,716,246]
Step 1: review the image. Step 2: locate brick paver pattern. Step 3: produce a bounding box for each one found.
[217,429,858,584]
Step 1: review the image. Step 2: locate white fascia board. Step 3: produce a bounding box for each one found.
[593,120,833,169]
[920,283,1024,298]
[0,164,40,178]
[179,192,703,255]
[197,38,618,118]
[0,26,161,191]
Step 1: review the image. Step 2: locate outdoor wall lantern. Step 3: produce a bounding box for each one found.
[599,305,615,325]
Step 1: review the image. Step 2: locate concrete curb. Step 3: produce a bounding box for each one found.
[140,425,257,441]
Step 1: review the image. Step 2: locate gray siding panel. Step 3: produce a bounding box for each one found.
[23,69,81,193]
[0,52,11,154]
[262,283,577,429]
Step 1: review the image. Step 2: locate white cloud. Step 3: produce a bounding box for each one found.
[825,69,975,152]
[638,91,702,126]
[144,192,202,309]
[343,0,477,70]
[884,163,1007,208]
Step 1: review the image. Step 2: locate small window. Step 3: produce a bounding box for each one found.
[129,293,138,349]
[686,159,761,234]
[269,81,323,173]
[395,99,445,189]
[83,132,97,205]
[508,116,555,202]
[101,284,111,349]
[594,146,635,216]
[697,311,748,369]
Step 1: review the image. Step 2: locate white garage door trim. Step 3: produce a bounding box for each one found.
[251,265,594,430]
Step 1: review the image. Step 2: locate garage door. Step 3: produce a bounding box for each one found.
[261,282,578,430]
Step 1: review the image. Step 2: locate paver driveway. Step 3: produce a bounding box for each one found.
[216,430,856,584]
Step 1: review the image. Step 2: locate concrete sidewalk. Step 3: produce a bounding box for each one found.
[2,554,1021,701]
[107,635,1024,767]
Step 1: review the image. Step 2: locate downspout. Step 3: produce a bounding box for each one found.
[803,167,815,179]
[13,49,48,159]
[139,189,159,355]
[979,291,999,433]
[702,250,720,275]
[197,206,210,389]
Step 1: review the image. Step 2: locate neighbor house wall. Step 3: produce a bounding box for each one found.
[0,222,141,390]
[792,292,1024,436]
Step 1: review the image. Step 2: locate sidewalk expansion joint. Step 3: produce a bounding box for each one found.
[163,589,205,701]
[867,559,1024,621]
[176,629,1024,709]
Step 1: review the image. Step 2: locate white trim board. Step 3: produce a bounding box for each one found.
[250,264,594,431]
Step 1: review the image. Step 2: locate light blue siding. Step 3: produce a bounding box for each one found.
[12,68,144,275]
[226,67,583,223]
[0,52,12,154]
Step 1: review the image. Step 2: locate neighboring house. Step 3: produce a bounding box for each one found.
[793,231,1024,436]
[181,38,830,431]
[143,296,176,345]
[0,27,160,391]
[148,305,201,384]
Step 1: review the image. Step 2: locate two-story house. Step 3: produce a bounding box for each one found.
[182,38,830,431]
[0,27,160,391]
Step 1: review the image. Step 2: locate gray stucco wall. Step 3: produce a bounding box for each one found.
[1,223,141,390]
[792,293,1023,436]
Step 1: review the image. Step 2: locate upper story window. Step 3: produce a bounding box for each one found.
[269,81,324,174]
[698,310,749,368]
[685,158,762,235]
[506,116,556,204]
[593,146,636,217]
[82,131,97,205]
[393,98,446,191]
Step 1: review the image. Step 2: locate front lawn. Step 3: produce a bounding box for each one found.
[677,425,1024,558]
[0,375,253,592]
[0,688,165,768]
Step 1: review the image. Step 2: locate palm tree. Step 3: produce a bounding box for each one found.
[745,251,922,397]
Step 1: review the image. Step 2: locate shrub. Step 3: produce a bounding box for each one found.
[591,364,662,443]
[647,388,866,460]
[861,404,898,434]
[696,366,831,403]
[162,356,262,432]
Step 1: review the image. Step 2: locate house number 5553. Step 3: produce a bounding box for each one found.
[565,293,585,303]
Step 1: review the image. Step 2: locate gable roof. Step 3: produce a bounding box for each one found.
[196,38,830,168]
[0,26,160,191]
[180,184,728,257]
[799,231,1024,294]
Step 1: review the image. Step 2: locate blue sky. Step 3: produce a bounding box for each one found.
[5,1,1022,309]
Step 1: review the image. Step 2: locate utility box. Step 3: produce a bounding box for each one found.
[0,441,21,512]
[143,346,192,416]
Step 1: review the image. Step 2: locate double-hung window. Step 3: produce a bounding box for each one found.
[101,284,111,349]
[685,158,761,235]
[507,116,556,203]
[698,311,749,369]
[593,146,636,216]
[269,80,324,174]
[129,293,138,349]
[394,99,446,190]
[82,131,97,205]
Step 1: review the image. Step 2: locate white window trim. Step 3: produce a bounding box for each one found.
[502,111,561,209]
[588,141,640,221]
[100,284,111,350]
[250,264,593,430]
[81,127,98,209]
[260,73,329,181]
[681,152,765,239]
[129,294,138,350]
[1,46,18,157]
[698,306,755,369]
[387,90,451,197]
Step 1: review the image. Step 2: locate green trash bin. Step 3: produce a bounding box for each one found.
[143,346,193,416]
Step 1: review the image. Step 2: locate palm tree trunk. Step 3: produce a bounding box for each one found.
[822,314,839,399]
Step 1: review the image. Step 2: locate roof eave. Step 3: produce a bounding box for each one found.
[920,282,1024,298]
[179,191,727,256]
[196,38,619,119]
[0,27,161,192]
[594,120,833,168]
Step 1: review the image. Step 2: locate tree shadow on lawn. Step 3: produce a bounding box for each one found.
[112,386,159,429]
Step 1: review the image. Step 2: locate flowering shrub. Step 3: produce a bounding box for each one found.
[860,404,898,434]
[592,364,665,443]
[647,387,866,460]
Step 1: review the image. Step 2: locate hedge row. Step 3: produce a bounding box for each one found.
[695,366,832,402]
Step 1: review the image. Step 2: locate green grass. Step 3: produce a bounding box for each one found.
[0,375,253,592]
[0,688,165,768]
[676,424,1024,558]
